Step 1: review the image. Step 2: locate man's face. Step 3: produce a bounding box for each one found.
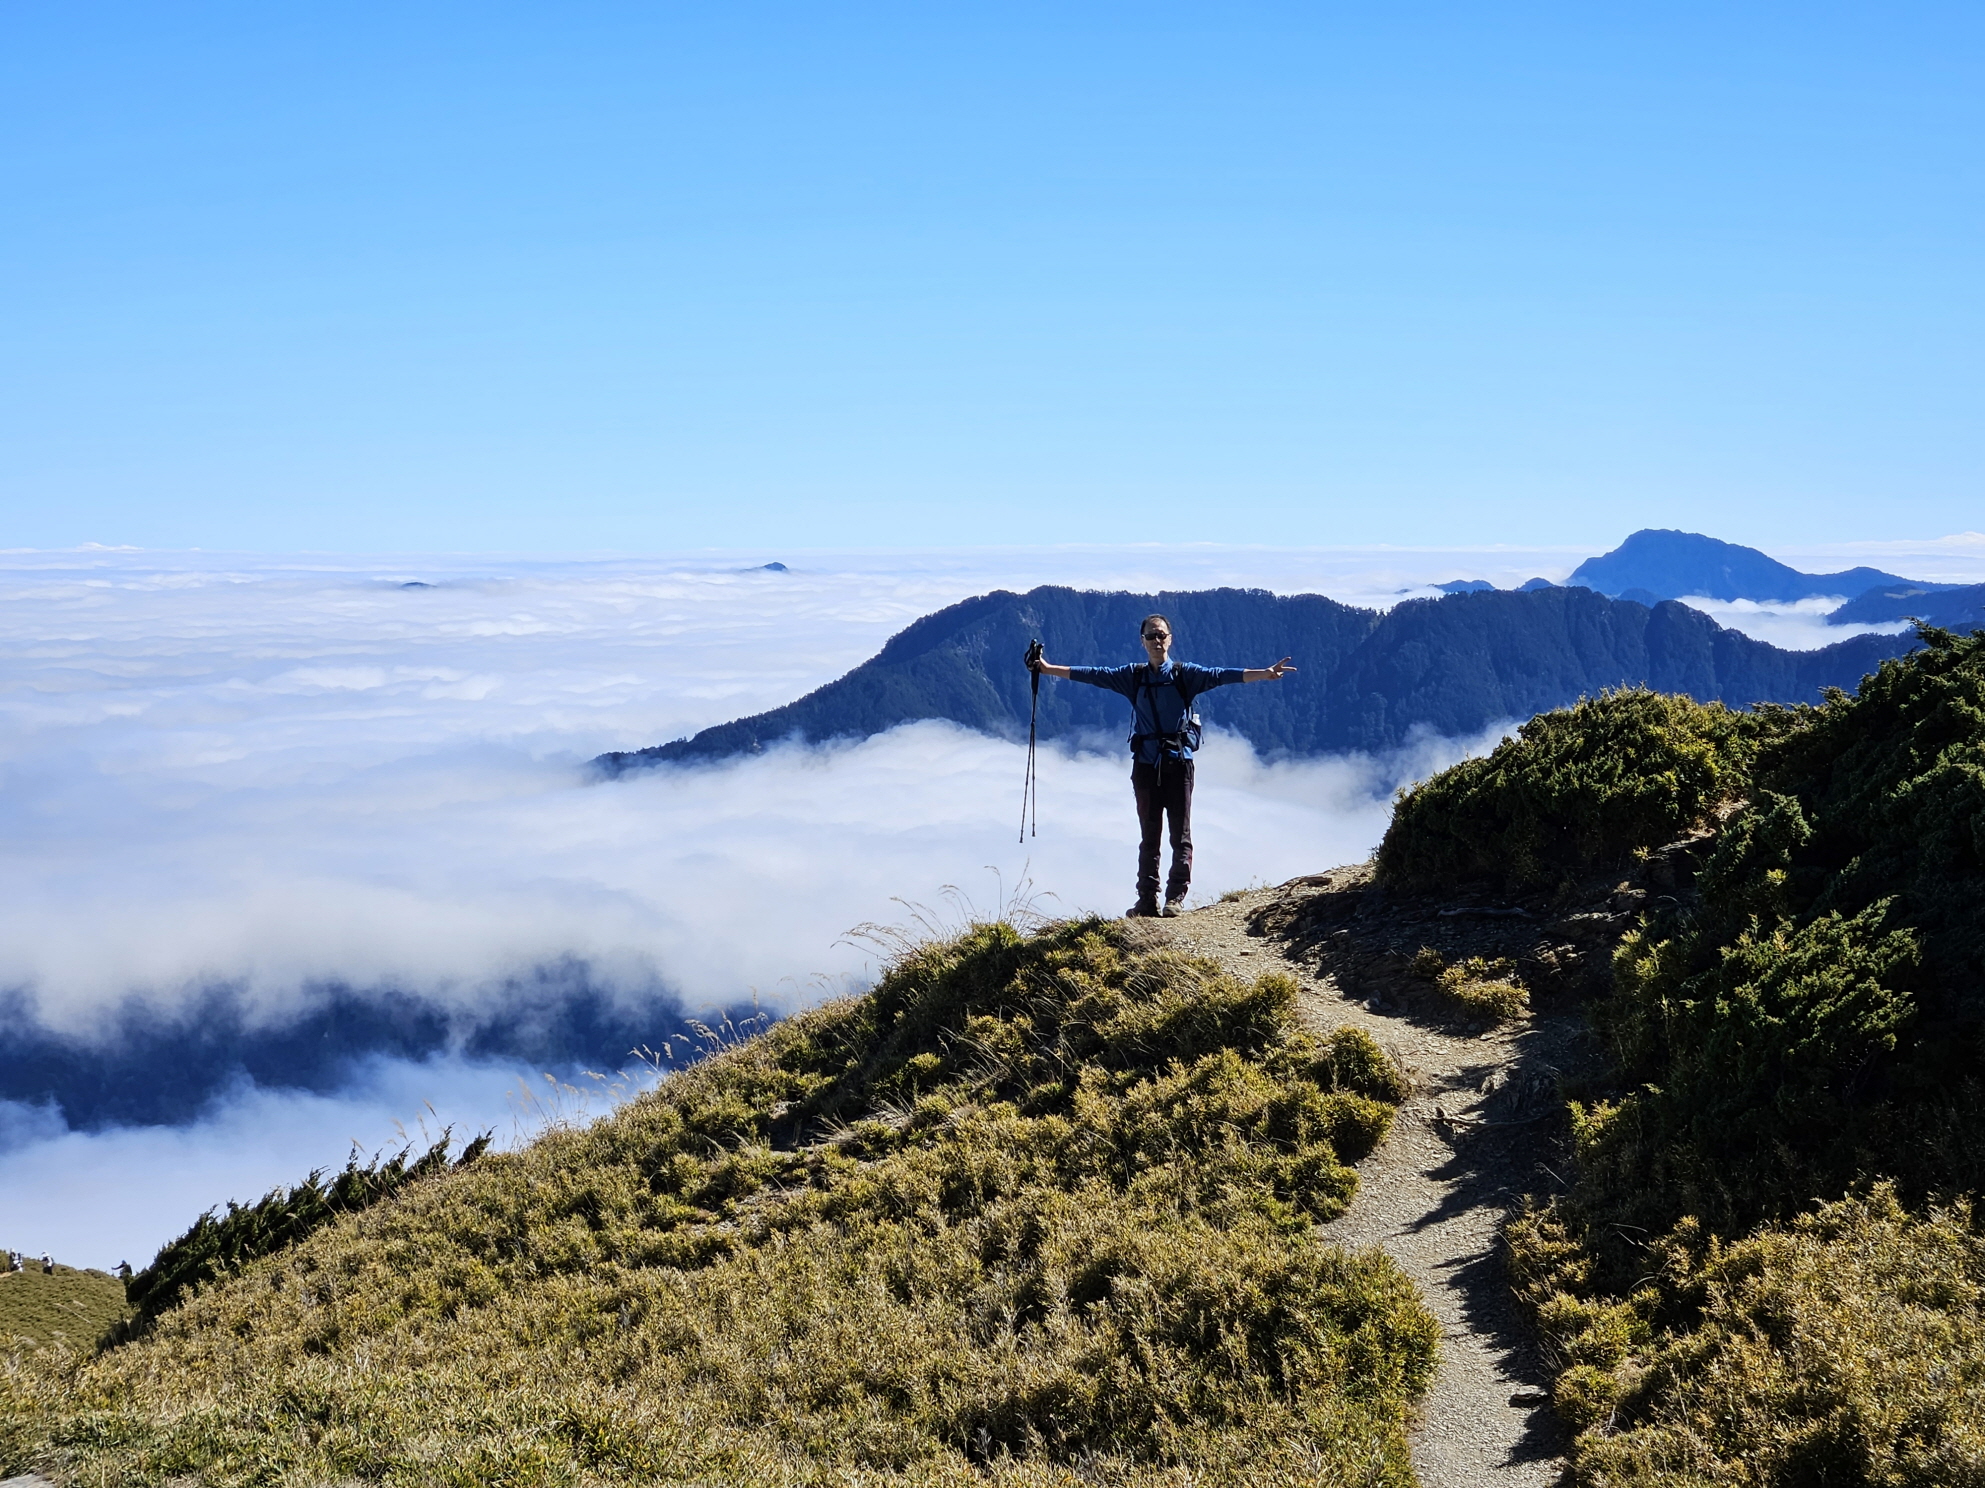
[1141,622,1172,666]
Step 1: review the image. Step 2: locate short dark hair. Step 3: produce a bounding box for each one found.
[1140,613,1171,638]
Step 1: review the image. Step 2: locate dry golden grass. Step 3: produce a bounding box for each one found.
[1508,1186,1985,1485]
[0,1265,128,1352]
[2,918,1437,1487]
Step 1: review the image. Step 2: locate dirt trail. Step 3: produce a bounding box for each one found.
[1162,881,1587,1488]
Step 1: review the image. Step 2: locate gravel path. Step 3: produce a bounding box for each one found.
[1162,882,1577,1488]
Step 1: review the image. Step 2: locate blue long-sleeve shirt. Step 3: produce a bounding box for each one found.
[1066,660,1245,764]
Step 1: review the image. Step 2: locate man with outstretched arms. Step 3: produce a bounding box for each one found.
[1028,614,1295,918]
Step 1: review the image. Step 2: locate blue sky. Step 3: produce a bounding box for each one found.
[3,3,1979,552]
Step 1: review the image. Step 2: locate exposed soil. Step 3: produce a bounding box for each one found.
[1154,857,1670,1488]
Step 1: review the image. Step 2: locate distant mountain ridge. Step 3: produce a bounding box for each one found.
[596,585,1915,772]
[1827,580,1985,630]
[1567,529,1926,604]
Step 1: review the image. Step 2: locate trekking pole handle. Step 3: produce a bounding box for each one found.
[1024,638,1043,671]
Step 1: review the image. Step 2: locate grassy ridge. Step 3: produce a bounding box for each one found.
[3,918,1437,1488]
[0,1266,128,1352]
[1381,629,1985,1485]
[125,1131,491,1330]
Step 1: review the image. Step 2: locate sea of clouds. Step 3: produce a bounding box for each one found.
[5,538,1979,1268]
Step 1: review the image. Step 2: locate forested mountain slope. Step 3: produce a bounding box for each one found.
[599,584,1914,771]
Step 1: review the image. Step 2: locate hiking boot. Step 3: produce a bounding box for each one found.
[1125,901,1161,919]
[1161,898,1186,918]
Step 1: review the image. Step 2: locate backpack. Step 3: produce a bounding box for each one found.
[1130,667,1203,758]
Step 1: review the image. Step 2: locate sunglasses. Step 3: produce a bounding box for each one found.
[1142,631,1171,642]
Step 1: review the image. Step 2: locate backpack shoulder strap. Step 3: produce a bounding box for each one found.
[1130,666,1190,737]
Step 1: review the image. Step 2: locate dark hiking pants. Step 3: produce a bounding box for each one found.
[1132,757,1194,910]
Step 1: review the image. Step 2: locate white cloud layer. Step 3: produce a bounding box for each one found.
[4,537,1965,1266]
[1663,595,1912,651]
[0,548,1529,1022]
[0,1055,541,1273]
[1769,533,1985,584]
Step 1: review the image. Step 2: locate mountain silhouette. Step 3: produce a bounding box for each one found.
[1566,529,1931,604]
[596,585,1916,772]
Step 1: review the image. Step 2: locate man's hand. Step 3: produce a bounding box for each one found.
[1244,657,1297,682]
[1028,648,1073,680]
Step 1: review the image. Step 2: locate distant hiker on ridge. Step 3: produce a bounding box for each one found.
[1028,615,1295,918]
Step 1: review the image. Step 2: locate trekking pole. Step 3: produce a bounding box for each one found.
[1020,639,1042,842]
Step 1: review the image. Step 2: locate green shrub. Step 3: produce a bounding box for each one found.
[4,919,1437,1488]
[1585,900,1925,1234]
[1376,688,1784,893]
[1314,1025,1412,1105]
[1500,630,1985,1485]
[1586,628,1985,1234]
[1752,625,1985,988]
[1416,952,1528,1024]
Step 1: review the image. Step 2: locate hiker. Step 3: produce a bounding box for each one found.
[40,1253,53,1274]
[1028,614,1295,917]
